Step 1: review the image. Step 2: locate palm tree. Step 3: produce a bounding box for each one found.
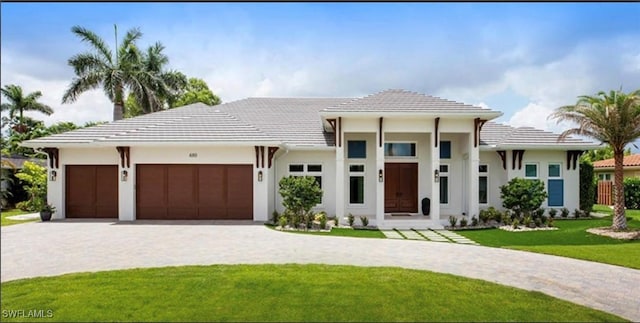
[62,25,166,121]
[550,89,640,230]
[1,84,54,132]
[133,42,187,114]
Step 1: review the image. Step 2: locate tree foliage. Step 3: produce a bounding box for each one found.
[171,78,221,108]
[580,145,631,163]
[63,25,186,121]
[1,84,53,130]
[549,88,640,230]
[278,176,322,219]
[15,161,47,211]
[624,177,640,210]
[579,160,595,213]
[500,178,548,216]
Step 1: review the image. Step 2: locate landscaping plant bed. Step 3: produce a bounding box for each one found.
[499,225,559,232]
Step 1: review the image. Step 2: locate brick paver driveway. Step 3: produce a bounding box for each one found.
[2,220,639,321]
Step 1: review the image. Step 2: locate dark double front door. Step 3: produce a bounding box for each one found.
[384,163,418,213]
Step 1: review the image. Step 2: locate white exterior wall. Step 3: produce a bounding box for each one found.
[479,151,508,209]
[438,133,470,217]
[480,149,579,212]
[273,150,336,216]
[50,148,120,219]
[343,133,377,216]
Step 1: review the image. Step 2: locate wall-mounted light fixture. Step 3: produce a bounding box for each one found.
[50,170,57,181]
[258,170,263,182]
[434,169,440,183]
[378,169,384,182]
[121,170,128,182]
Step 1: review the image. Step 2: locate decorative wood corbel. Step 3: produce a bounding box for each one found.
[496,150,507,170]
[42,148,59,169]
[115,146,130,168]
[512,150,525,170]
[474,118,487,147]
[378,117,384,148]
[434,117,440,147]
[268,147,279,168]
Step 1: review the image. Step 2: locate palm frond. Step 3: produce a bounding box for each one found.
[71,25,113,63]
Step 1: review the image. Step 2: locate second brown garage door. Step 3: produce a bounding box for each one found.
[136,164,253,220]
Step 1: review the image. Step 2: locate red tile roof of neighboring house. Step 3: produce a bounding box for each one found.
[593,154,640,168]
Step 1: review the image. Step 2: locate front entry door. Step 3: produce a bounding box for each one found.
[384,163,418,213]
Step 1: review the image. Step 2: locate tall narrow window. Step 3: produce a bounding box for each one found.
[547,163,563,207]
[439,164,449,204]
[349,164,365,205]
[479,164,488,204]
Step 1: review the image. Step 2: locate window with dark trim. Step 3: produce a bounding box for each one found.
[347,140,367,159]
[384,143,416,157]
[479,164,488,204]
[440,141,451,159]
[440,164,449,204]
[349,164,365,205]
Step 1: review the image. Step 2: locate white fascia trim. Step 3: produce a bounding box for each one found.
[319,111,503,120]
[21,140,283,149]
[282,143,335,151]
[480,144,603,151]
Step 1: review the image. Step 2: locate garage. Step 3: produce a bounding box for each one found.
[136,164,253,220]
[66,165,119,218]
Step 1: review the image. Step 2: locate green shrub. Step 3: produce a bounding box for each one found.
[333,216,340,227]
[471,216,478,226]
[500,178,548,217]
[448,216,457,227]
[573,208,582,218]
[460,217,468,227]
[278,176,322,221]
[560,207,569,218]
[315,212,327,229]
[479,209,489,224]
[15,201,30,211]
[347,213,355,227]
[548,208,557,218]
[359,216,369,227]
[523,215,532,227]
[278,215,288,228]
[14,161,47,212]
[579,161,595,213]
[534,208,545,219]
[512,218,520,229]
[534,218,542,227]
[548,217,554,227]
[271,210,280,224]
[624,177,640,209]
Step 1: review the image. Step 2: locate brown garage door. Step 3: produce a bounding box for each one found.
[66,165,119,218]
[136,164,253,220]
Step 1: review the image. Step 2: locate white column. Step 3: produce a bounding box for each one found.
[118,163,135,221]
[376,123,385,227]
[430,132,441,227]
[254,167,270,222]
[48,162,64,220]
[335,122,345,223]
[468,133,480,220]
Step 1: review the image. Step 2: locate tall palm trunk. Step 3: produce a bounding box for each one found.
[612,148,627,230]
[113,103,124,121]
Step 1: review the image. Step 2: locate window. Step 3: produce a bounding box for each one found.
[548,163,561,178]
[598,173,612,181]
[479,164,488,204]
[525,163,538,178]
[348,140,367,159]
[439,164,449,204]
[349,164,365,205]
[440,141,451,159]
[289,163,323,204]
[384,143,416,157]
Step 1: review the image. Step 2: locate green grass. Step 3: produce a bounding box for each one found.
[457,206,640,269]
[267,225,386,238]
[1,209,36,226]
[0,264,624,322]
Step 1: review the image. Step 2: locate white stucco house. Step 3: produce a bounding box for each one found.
[22,89,599,228]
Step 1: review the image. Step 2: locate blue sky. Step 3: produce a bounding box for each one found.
[1,3,639,149]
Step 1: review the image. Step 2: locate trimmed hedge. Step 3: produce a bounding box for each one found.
[579,161,595,213]
[624,177,640,209]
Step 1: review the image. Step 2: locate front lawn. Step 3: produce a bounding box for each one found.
[1,209,36,226]
[267,225,386,238]
[0,264,623,322]
[457,206,640,269]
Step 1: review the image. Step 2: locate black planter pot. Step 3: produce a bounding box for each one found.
[40,211,52,222]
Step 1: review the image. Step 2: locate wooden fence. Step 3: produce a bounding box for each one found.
[597,181,613,205]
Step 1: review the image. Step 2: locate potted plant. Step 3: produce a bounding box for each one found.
[40,204,56,222]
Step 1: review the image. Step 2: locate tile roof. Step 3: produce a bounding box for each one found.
[24,104,273,146]
[481,124,598,148]
[322,89,502,116]
[593,154,640,168]
[21,89,597,149]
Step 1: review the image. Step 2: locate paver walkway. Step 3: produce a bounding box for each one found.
[385,229,479,245]
[2,220,639,321]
